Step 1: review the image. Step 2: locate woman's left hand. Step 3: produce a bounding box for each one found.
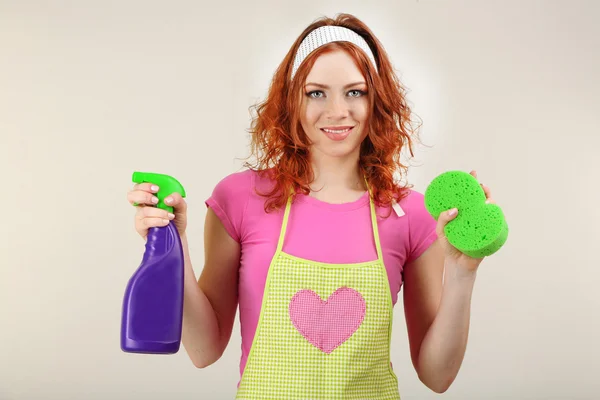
[435,170,495,273]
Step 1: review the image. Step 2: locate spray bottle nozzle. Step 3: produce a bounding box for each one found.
[132,172,186,213]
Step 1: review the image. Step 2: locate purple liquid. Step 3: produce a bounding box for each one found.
[121,223,184,354]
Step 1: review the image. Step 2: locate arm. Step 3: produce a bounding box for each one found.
[403,239,476,393]
[180,208,240,368]
[403,170,493,392]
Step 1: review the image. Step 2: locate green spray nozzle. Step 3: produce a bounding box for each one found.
[132,171,186,213]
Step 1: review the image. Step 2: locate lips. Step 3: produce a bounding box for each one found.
[321,126,354,134]
[320,126,354,141]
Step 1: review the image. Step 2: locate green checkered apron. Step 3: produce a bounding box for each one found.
[235,190,401,399]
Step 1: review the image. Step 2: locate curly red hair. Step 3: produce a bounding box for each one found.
[243,13,422,213]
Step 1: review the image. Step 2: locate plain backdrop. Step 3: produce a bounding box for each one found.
[1,0,599,399]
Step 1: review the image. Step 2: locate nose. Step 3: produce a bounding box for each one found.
[326,95,349,120]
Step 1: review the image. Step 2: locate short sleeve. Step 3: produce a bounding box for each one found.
[405,190,438,264]
[205,170,252,243]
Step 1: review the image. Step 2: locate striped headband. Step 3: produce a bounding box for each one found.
[290,25,378,80]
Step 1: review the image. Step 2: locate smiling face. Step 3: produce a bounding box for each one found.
[299,49,370,162]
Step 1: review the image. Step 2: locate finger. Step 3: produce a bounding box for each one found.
[470,170,478,179]
[163,192,187,213]
[132,182,160,193]
[128,183,160,206]
[137,206,175,220]
[480,183,495,203]
[140,216,172,228]
[481,183,492,196]
[128,190,160,207]
[435,208,458,237]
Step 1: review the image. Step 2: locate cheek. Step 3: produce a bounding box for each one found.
[304,103,321,126]
[354,101,369,123]
[300,104,320,141]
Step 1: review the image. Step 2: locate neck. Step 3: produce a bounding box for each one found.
[308,152,366,203]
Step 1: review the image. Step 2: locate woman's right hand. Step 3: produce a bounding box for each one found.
[126,182,188,240]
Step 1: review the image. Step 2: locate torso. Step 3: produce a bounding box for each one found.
[204,169,438,380]
[235,186,401,399]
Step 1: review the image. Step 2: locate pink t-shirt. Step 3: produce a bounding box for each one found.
[205,169,438,379]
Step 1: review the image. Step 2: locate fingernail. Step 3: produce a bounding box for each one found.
[168,213,175,219]
[449,208,458,216]
[151,185,159,192]
[162,219,169,224]
[152,196,158,204]
[165,197,172,204]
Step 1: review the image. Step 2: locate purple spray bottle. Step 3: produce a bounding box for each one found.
[121,171,186,354]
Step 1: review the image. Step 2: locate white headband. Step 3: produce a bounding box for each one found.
[290,26,378,80]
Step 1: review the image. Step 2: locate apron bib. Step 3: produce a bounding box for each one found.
[236,190,400,400]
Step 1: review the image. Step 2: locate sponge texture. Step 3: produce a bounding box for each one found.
[424,171,508,258]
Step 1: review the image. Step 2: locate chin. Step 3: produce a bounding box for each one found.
[304,125,366,159]
[315,143,361,159]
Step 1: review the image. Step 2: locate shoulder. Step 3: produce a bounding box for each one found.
[379,188,427,219]
[398,188,424,208]
[211,168,255,196]
[396,189,430,219]
[211,168,277,196]
[397,188,438,263]
[205,169,257,242]
[205,168,279,241]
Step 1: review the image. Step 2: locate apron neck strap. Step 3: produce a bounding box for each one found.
[364,177,384,261]
[275,195,293,253]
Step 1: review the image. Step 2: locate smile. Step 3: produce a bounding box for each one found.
[320,126,354,141]
[321,127,354,134]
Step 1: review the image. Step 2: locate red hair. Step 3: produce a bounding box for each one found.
[243,13,422,213]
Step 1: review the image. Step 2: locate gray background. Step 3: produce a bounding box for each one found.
[1,0,598,399]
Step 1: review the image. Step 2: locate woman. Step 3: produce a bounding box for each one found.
[127,13,495,399]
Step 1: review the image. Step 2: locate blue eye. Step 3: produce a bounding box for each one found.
[306,90,324,99]
[305,89,366,99]
[348,90,365,97]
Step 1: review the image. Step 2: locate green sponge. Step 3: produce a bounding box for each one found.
[424,171,509,258]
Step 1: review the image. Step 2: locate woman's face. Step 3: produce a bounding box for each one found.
[299,49,370,162]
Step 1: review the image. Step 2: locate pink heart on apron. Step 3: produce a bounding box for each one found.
[289,287,366,354]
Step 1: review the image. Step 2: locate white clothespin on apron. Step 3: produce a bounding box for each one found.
[392,200,405,217]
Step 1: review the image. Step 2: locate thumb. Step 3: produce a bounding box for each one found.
[164,192,187,214]
[435,208,458,238]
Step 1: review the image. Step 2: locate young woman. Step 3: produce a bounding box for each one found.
[127,13,495,399]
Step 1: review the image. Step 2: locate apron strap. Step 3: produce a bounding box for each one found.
[275,194,293,253]
[365,177,384,262]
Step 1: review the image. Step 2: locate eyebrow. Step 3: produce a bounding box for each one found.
[305,81,367,89]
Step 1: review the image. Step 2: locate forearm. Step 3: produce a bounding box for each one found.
[417,260,477,393]
[179,234,222,368]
